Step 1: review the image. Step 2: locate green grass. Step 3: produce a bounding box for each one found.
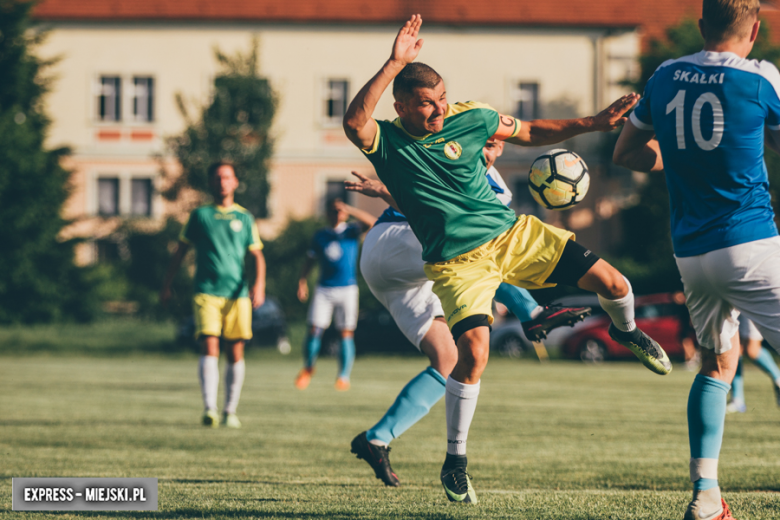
[1,352,779,519]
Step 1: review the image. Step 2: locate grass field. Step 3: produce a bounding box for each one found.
[2,350,780,519]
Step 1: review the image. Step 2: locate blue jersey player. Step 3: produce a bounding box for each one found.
[295,199,376,391]
[614,1,780,518]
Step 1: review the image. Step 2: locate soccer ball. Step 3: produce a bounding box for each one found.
[528,149,590,211]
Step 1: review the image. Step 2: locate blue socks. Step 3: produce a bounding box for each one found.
[494,283,539,322]
[753,347,780,381]
[304,328,323,369]
[730,358,744,403]
[367,367,447,445]
[338,336,355,380]
[688,374,730,491]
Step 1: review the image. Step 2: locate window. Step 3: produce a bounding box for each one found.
[132,77,154,122]
[98,76,122,122]
[131,178,153,216]
[97,177,120,216]
[513,82,539,121]
[326,180,349,205]
[324,80,349,123]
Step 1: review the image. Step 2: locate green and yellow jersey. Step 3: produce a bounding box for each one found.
[361,102,520,262]
[180,204,263,299]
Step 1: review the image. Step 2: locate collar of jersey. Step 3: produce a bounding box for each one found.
[213,203,237,213]
[393,118,433,141]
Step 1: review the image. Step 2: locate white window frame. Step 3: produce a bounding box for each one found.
[509,80,541,121]
[86,169,162,218]
[321,78,350,127]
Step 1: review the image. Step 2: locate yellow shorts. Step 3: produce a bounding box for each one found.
[193,293,253,341]
[423,216,574,329]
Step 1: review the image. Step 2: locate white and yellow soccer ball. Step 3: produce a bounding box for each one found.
[528,149,590,211]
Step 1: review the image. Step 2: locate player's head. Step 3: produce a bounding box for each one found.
[207,161,239,200]
[483,139,505,170]
[699,0,760,48]
[392,62,447,136]
[326,197,348,226]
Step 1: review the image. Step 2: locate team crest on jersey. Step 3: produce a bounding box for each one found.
[230,219,243,232]
[324,241,343,262]
[444,141,462,160]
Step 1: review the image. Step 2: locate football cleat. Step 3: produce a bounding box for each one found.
[726,399,746,414]
[441,466,477,504]
[295,367,314,390]
[522,304,592,341]
[608,324,672,375]
[684,489,736,520]
[335,377,351,391]
[350,432,400,487]
[221,412,242,429]
[202,409,219,428]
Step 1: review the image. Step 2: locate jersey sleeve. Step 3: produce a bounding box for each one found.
[491,114,522,141]
[179,211,198,245]
[629,73,656,131]
[758,60,780,130]
[346,222,362,238]
[360,119,388,159]
[247,218,263,251]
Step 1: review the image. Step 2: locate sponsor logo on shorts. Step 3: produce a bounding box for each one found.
[444,141,462,160]
[584,250,591,257]
[447,304,467,321]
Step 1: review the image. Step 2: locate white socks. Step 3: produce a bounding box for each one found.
[199,355,219,412]
[529,306,544,319]
[223,360,246,414]
[598,277,636,332]
[445,377,481,456]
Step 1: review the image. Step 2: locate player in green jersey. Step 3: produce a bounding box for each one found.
[343,14,671,504]
[161,162,266,429]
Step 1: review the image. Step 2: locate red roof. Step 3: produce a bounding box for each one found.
[30,0,780,45]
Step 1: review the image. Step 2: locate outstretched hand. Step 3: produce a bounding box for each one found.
[590,93,640,132]
[390,14,424,65]
[344,171,387,199]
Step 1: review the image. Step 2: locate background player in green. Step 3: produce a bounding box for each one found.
[343,14,671,504]
[161,162,266,428]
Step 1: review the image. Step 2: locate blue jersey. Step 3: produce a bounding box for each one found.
[308,223,361,287]
[631,50,780,257]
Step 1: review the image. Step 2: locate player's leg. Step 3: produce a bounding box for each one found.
[425,252,502,504]
[676,250,742,520]
[220,297,251,428]
[739,318,780,406]
[296,286,332,389]
[193,293,224,427]
[564,254,671,375]
[334,285,358,390]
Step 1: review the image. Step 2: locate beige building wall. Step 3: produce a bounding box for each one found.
[36,22,639,262]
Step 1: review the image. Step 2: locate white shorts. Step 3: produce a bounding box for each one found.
[675,236,780,354]
[738,315,764,341]
[307,285,359,330]
[360,221,444,348]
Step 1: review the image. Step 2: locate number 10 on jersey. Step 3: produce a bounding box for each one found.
[666,90,724,151]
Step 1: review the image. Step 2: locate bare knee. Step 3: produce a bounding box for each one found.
[452,327,491,384]
[578,260,628,300]
[420,318,458,378]
[700,338,740,383]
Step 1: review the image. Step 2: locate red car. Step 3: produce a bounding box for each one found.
[561,293,694,363]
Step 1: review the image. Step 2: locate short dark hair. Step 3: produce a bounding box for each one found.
[207,161,236,179]
[392,62,443,103]
[702,0,760,42]
[326,197,342,213]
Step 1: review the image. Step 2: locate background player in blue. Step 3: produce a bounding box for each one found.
[295,198,376,391]
[346,140,590,487]
[614,1,780,518]
[726,316,780,413]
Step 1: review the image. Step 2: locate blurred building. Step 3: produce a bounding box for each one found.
[31,0,780,263]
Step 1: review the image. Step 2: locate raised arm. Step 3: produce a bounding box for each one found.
[344,171,400,211]
[613,119,664,173]
[335,199,377,231]
[503,93,640,147]
[343,14,424,149]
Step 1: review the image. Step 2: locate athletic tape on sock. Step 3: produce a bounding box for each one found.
[690,458,719,482]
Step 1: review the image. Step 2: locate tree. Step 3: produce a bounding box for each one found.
[165,41,277,218]
[616,19,780,293]
[0,1,98,323]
